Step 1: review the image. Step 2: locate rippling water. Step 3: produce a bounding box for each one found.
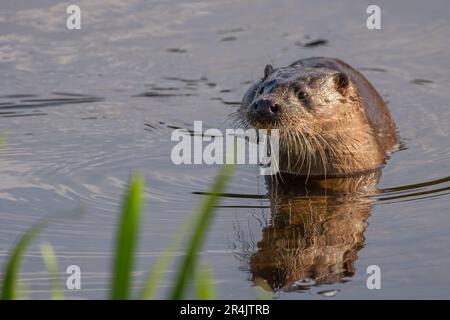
[0,0,449,299]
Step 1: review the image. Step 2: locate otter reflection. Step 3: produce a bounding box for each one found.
[249,171,380,292]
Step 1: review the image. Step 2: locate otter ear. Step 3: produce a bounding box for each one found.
[333,73,350,94]
[263,64,273,80]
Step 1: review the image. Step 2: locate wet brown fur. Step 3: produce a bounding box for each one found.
[234,57,399,177]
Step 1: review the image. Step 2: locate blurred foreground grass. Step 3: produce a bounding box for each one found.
[0,164,234,300]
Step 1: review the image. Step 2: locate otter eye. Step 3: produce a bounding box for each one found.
[259,85,264,95]
[297,91,306,100]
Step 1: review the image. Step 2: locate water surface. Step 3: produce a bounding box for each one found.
[0,0,450,299]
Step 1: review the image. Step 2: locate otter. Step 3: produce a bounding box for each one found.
[238,57,399,177]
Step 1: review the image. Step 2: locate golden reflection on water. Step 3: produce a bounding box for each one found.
[249,171,380,291]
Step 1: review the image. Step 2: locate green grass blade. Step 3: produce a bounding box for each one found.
[140,225,185,299]
[141,166,231,300]
[141,187,212,299]
[252,277,273,300]
[170,164,234,299]
[140,207,202,299]
[1,221,47,300]
[195,262,216,300]
[254,286,273,300]
[17,282,30,300]
[111,174,144,300]
[39,242,63,300]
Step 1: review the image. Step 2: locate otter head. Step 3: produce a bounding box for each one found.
[242,64,354,130]
[239,63,383,176]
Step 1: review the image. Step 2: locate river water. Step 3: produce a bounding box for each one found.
[0,0,449,299]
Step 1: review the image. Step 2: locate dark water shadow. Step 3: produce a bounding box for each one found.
[210,97,241,106]
[359,67,388,73]
[134,92,197,98]
[166,48,187,53]
[0,112,47,118]
[0,94,105,111]
[0,94,39,98]
[295,39,328,48]
[135,76,214,98]
[410,78,434,85]
[375,176,450,203]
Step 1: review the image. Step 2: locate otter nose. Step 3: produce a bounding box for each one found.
[254,99,281,114]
